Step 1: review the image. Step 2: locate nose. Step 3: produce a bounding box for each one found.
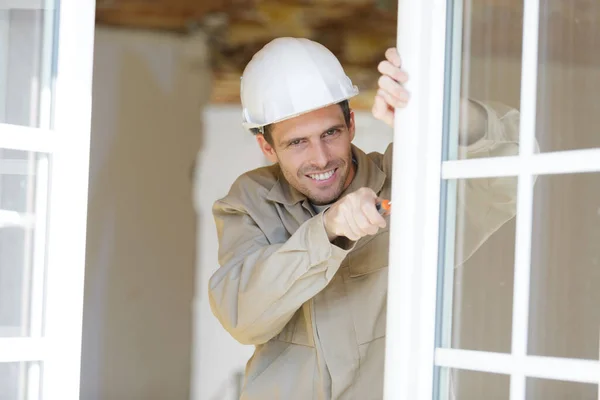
[311,141,329,169]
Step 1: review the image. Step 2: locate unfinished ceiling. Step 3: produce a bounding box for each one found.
[96,0,598,110]
[96,0,397,109]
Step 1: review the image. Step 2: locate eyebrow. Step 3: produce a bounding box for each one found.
[321,124,346,134]
[280,124,346,147]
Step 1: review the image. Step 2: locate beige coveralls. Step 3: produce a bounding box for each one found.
[209,101,522,399]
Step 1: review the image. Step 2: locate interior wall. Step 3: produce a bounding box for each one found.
[81,27,209,400]
[193,106,393,400]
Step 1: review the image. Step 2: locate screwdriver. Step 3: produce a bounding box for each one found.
[376,200,392,215]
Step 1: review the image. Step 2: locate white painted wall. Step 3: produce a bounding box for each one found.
[192,105,393,400]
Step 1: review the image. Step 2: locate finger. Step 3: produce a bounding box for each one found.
[377,60,409,84]
[378,75,410,105]
[344,210,365,240]
[363,201,387,229]
[353,207,378,236]
[385,47,402,68]
[372,94,394,126]
[336,204,361,240]
[378,88,408,111]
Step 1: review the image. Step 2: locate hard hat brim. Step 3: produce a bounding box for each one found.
[242,87,360,132]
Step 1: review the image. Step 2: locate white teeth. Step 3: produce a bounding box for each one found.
[309,170,334,181]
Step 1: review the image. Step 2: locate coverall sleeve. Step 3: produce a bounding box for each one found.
[208,200,353,345]
[454,100,540,267]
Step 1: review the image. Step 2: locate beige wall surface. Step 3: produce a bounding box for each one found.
[80,27,209,400]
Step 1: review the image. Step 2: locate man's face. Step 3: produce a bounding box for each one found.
[256,104,356,205]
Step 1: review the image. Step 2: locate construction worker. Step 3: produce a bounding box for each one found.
[208,37,521,399]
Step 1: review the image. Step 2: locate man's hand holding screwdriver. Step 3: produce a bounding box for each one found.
[323,188,389,242]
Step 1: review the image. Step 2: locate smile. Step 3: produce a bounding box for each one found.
[307,169,336,181]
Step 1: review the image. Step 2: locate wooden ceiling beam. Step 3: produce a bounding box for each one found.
[95,0,226,31]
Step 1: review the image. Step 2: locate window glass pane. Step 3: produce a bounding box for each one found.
[439,0,526,356]
[0,2,57,128]
[441,0,599,361]
[527,377,598,400]
[438,178,517,353]
[536,1,600,152]
[0,361,42,400]
[437,368,509,399]
[453,0,600,158]
[0,150,48,337]
[528,172,600,360]
[447,0,524,161]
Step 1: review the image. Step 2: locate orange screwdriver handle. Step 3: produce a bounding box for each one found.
[376,199,392,215]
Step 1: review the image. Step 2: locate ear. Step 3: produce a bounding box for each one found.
[349,110,356,142]
[255,134,279,164]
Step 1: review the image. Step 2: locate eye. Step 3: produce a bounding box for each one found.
[288,139,302,147]
[323,129,340,138]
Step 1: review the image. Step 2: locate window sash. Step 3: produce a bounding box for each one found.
[384,0,600,398]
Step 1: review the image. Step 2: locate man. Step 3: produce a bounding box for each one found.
[208,37,520,399]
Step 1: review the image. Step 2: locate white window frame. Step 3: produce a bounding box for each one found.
[0,0,96,399]
[383,0,600,399]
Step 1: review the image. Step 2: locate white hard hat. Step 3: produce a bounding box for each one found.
[240,37,359,131]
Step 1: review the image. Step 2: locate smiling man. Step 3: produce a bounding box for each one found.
[208,37,522,399]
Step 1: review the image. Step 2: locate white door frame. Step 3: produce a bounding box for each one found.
[383,0,600,398]
[0,0,96,399]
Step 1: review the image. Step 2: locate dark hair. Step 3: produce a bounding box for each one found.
[250,100,352,146]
